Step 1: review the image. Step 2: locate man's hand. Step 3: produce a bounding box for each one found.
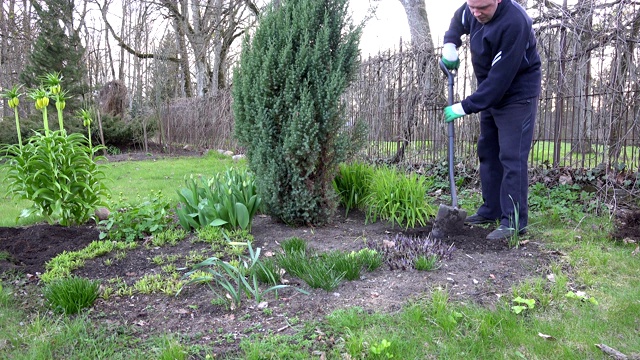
[441,43,459,70]
[444,103,466,123]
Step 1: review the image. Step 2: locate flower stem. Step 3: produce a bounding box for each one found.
[57,107,64,133]
[42,106,50,135]
[14,107,22,147]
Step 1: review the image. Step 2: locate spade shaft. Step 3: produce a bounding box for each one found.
[431,60,467,238]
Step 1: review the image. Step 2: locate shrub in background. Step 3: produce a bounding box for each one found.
[43,276,100,315]
[233,0,365,226]
[99,113,156,149]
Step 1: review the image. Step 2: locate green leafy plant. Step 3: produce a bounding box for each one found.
[508,194,522,248]
[180,242,294,310]
[565,291,599,305]
[529,183,598,223]
[254,258,282,285]
[511,296,536,314]
[351,248,383,272]
[276,239,381,290]
[99,192,173,242]
[194,225,225,244]
[322,250,362,281]
[43,276,100,314]
[280,237,308,254]
[365,166,435,228]
[277,249,346,291]
[133,274,184,295]
[1,75,108,226]
[151,228,188,247]
[370,339,394,359]
[175,168,262,231]
[40,240,137,283]
[333,161,375,216]
[414,254,440,271]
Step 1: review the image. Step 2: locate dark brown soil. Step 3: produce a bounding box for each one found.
[0,209,559,357]
[1,147,636,357]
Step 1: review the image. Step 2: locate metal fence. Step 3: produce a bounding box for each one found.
[344,36,640,172]
[161,26,639,173]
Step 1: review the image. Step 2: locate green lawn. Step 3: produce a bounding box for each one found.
[1,155,639,359]
[0,151,238,226]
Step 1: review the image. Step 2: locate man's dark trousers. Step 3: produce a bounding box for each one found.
[476,97,538,231]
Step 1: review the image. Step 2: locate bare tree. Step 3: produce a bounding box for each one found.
[391,0,437,163]
[1,0,34,118]
[397,0,433,51]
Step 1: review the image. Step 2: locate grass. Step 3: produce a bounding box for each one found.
[1,155,640,358]
[0,151,236,227]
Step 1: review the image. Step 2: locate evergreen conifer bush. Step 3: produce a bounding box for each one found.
[233,0,365,226]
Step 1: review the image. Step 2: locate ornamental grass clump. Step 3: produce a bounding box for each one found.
[43,276,100,315]
[365,166,436,229]
[275,238,381,290]
[0,73,108,226]
[333,161,375,216]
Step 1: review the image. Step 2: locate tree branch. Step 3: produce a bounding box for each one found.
[97,0,180,62]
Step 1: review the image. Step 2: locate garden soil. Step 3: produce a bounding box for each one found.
[1,149,638,358]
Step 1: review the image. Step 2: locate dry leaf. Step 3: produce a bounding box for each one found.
[538,332,556,341]
[632,246,639,256]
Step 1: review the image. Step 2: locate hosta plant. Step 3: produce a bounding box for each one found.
[176,167,262,231]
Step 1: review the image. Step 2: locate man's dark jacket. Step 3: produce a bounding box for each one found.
[444,0,541,114]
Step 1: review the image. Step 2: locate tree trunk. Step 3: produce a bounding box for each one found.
[607,8,640,165]
[397,0,433,50]
[392,0,436,163]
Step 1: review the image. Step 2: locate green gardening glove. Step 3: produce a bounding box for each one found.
[444,103,466,123]
[441,43,460,70]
